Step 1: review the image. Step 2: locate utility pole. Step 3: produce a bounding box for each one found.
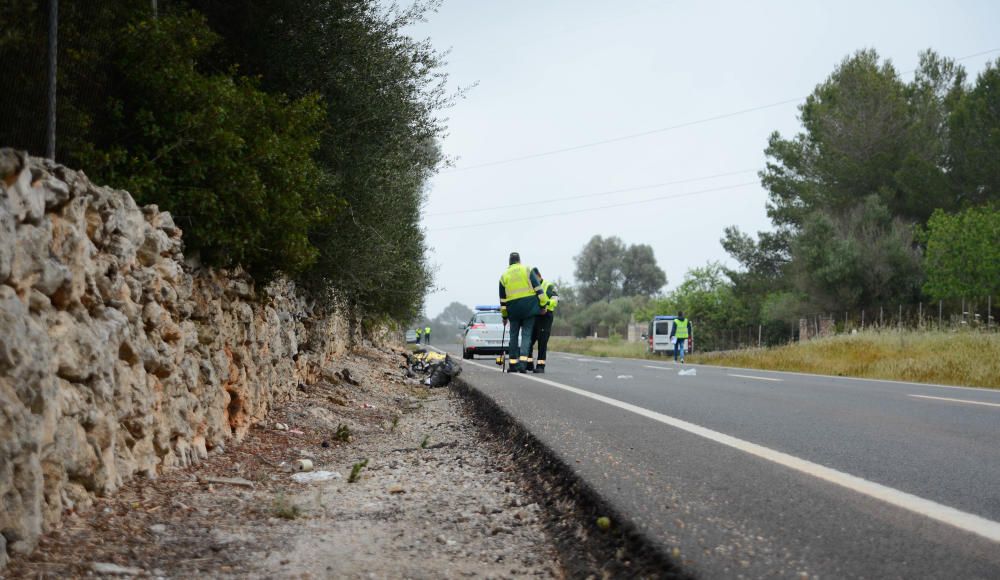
[45,0,58,160]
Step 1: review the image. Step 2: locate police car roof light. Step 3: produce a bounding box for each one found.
[653,315,678,320]
[475,305,501,311]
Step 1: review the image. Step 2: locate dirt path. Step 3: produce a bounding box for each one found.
[3,346,562,579]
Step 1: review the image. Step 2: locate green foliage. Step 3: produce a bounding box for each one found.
[0,0,453,321]
[790,196,924,311]
[730,49,1000,324]
[574,235,665,304]
[187,0,453,319]
[348,458,369,483]
[922,206,1000,299]
[635,262,750,351]
[949,59,1000,204]
[272,492,302,519]
[80,12,327,279]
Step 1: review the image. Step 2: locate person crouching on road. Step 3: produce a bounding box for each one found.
[671,311,692,363]
[499,252,549,373]
[527,267,558,374]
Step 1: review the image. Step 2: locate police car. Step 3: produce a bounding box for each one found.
[460,305,508,359]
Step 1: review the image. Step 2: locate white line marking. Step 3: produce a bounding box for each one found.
[909,394,1000,408]
[644,365,673,370]
[577,358,611,364]
[728,373,784,382]
[461,357,1000,543]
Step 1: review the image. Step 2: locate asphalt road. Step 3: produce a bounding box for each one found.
[440,343,1000,579]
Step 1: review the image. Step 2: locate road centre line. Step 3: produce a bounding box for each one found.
[644,365,673,370]
[908,394,1000,408]
[728,373,784,382]
[461,356,1000,543]
[579,358,611,364]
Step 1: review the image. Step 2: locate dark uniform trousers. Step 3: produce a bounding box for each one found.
[530,311,553,366]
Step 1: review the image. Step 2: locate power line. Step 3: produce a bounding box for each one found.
[426,168,758,217]
[442,47,1000,173]
[428,181,758,232]
[444,98,803,173]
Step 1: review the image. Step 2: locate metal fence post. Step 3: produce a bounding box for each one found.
[46,0,58,160]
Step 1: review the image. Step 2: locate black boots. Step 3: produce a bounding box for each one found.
[533,364,545,374]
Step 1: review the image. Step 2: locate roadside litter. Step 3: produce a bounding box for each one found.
[291,470,342,483]
[616,375,633,380]
[678,368,697,376]
[407,349,463,387]
[294,459,314,472]
[595,375,603,379]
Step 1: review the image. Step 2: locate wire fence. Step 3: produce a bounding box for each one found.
[704,296,997,352]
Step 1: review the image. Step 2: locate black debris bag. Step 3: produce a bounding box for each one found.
[425,355,462,388]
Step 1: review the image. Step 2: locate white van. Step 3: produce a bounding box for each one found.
[646,315,693,355]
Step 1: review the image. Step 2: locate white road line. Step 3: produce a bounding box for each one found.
[644,365,673,370]
[908,394,1000,408]
[461,357,1000,544]
[728,373,784,382]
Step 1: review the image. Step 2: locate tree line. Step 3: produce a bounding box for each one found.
[553,49,999,350]
[0,0,455,324]
[721,49,999,341]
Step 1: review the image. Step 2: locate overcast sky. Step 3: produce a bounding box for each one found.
[406,0,1000,318]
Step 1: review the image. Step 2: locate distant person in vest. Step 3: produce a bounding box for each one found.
[424,325,431,345]
[671,311,692,363]
[527,267,558,374]
[415,327,423,344]
[499,252,548,373]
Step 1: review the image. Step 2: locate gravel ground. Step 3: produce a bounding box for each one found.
[2,345,563,579]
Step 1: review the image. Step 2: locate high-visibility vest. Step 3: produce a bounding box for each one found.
[674,318,689,339]
[501,264,534,301]
[425,326,431,334]
[416,328,422,336]
[542,280,558,311]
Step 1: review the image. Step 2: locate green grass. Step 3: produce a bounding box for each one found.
[549,331,1000,388]
[548,336,657,360]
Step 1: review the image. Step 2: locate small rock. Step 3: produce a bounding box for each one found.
[436,534,448,545]
[91,562,146,575]
[149,523,167,534]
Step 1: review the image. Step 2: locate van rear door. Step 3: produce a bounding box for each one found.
[653,320,674,353]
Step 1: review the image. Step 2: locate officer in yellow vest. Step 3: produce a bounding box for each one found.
[415,327,423,344]
[499,252,548,373]
[424,325,431,345]
[527,267,558,373]
[670,311,692,363]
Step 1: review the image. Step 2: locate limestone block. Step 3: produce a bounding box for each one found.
[42,177,70,210]
[137,228,171,267]
[33,258,69,297]
[0,196,14,283]
[4,154,45,223]
[10,221,52,295]
[48,311,101,383]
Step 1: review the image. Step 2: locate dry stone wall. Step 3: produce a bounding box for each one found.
[0,150,353,567]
